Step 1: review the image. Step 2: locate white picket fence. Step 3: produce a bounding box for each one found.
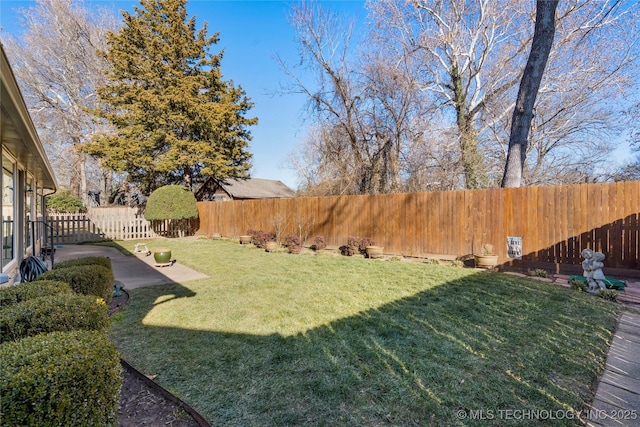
[47,207,196,243]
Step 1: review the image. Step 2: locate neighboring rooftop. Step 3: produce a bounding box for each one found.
[195,177,296,201]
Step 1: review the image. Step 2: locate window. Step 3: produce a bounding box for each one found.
[2,154,15,270]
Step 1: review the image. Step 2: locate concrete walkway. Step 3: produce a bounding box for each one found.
[51,243,208,289]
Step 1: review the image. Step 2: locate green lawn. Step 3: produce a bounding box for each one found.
[110,238,620,426]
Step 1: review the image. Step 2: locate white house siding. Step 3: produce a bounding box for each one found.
[1,44,57,285]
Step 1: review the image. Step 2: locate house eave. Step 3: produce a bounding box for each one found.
[1,44,57,191]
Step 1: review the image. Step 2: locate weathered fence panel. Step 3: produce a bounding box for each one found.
[48,207,196,243]
[47,214,103,243]
[87,207,154,241]
[197,181,640,275]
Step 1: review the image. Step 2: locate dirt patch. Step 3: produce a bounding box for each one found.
[110,291,208,427]
[118,364,201,427]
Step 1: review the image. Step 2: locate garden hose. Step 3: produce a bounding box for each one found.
[19,256,49,282]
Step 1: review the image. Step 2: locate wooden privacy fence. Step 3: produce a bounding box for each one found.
[48,207,196,243]
[197,181,640,275]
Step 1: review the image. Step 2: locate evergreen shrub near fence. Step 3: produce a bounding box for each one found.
[0,293,109,344]
[0,280,72,308]
[39,265,115,303]
[0,330,121,427]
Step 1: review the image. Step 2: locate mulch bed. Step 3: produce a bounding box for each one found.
[109,291,209,427]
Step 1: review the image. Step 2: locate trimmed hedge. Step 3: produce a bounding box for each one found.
[54,256,112,270]
[0,280,72,309]
[39,265,114,303]
[144,185,198,220]
[0,330,121,426]
[0,293,109,344]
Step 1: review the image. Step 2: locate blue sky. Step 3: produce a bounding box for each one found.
[0,0,367,190]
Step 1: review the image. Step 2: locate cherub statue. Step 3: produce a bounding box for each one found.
[589,252,607,292]
[581,248,594,281]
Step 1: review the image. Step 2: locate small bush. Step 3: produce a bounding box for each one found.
[144,185,198,221]
[528,268,548,278]
[246,229,262,246]
[358,237,375,255]
[253,231,276,248]
[285,234,302,254]
[0,293,109,344]
[598,289,619,302]
[0,280,72,309]
[340,237,374,256]
[339,244,356,256]
[339,236,360,256]
[311,236,327,251]
[45,189,84,213]
[0,330,121,426]
[54,256,112,270]
[39,265,114,303]
[569,278,587,292]
[450,259,465,268]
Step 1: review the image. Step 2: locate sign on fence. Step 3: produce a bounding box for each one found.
[507,236,522,259]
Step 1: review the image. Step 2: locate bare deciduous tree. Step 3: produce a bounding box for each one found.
[373,0,531,189]
[502,0,559,188]
[1,0,117,204]
[282,2,427,195]
[286,0,639,194]
[500,0,639,186]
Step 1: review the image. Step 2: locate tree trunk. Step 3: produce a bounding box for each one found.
[501,0,559,188]
[452,63,485,189]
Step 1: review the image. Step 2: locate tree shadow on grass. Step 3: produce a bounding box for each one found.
[112,272,619,426]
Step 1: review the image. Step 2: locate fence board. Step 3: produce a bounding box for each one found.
[197,181,640,275]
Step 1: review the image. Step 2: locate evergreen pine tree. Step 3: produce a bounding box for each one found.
[85,0,257,193]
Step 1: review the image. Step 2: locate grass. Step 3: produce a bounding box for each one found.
[110,238,620,426]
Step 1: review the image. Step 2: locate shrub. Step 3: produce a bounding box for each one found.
[254,231,276,248]
[340,236,373,256]
[144,185,198,220]
[0,293,109,344]
[246,229,261,246]
[339,244,356,256]
[569,278,587,292]
[285,234,302,254]
[39,265,114,303]
[54,256,112,270]
[358,237,375,255]
[339,236,359,256]
[45,189,84,213]
[311,236,327,251]
[479,243,495,255]
[0,280,72,309]
[598,289,619,302]
[528,268,548,278]
[450,259,465,268]
[0,330,121,426]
